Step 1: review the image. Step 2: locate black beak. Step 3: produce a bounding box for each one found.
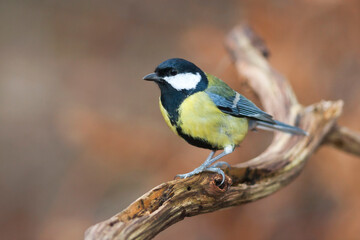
[143,73,162,82]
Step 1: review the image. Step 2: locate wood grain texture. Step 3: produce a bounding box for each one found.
[325,125,360,156]
[85,25,358,240]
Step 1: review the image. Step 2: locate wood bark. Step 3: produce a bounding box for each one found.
[85,25,359,240]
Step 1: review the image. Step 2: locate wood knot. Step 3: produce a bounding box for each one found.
[205,174,232,196]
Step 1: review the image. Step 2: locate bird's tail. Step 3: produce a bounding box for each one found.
[250,120,308,136]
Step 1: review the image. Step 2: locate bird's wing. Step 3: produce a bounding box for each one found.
[205,74,275,123]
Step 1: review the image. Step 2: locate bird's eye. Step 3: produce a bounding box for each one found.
[170,69,178,76]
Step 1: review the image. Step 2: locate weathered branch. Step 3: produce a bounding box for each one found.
[324,125,360,156]
[85,25,359,240]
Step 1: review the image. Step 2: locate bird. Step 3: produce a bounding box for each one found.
[143,58,307,184]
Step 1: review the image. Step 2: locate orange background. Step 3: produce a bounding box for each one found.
[1,1,360,239]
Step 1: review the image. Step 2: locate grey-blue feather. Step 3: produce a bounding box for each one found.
[205,74,307,136]
[250,119,308,135]
[206,91,275,123]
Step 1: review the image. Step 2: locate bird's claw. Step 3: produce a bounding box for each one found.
[175,166,226,185]
[175,166,204,180]
[205,167,226,185]
[175,173,192,180]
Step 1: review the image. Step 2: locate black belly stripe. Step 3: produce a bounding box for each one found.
[176,126,219,150]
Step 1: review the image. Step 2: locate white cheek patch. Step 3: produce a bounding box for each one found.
[163,72,201,90]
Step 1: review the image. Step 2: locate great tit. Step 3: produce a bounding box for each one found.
[143,58,306,184]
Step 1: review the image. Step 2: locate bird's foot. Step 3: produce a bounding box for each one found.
[205,167,226,185]
[175,166,205,180]
[175,163,230,185]
[211,161,231,169]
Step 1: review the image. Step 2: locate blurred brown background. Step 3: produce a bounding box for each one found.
[1,0,360,239]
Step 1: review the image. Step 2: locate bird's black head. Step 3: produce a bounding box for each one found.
[143,58,208,124]
[143,58,208,93]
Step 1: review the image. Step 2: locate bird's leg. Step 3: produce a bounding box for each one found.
[175,151,216,179]
[176,146,234,184]
[199,150,217,167]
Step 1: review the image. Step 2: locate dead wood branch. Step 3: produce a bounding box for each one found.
[324,125,360,156]
[85,24,359,240]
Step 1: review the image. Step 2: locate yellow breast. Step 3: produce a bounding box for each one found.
[160,92,248,150]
